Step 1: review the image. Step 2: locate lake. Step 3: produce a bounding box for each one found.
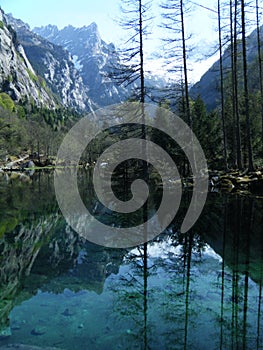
[0,170,262,350]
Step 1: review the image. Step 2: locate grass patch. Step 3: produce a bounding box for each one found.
[26,68,38,82]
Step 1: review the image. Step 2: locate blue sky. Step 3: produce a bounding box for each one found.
[0,0,120,42]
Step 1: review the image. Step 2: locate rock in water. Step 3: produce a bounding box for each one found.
[30,326,47,336]
[0,327,11,339]
[61,308,74,317]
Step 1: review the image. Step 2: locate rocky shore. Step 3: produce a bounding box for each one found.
[1,154,263,196]
[209,169,263,195]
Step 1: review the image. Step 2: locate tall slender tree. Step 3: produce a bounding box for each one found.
[110,0,152,188]
[160,0,195,177]
[241,0,254,171]
[111,0,152,104]
[180,0,192,131]
[230,0,243,169]
[256,0,263,153]
[160,0,192,130]
[111,1,152,282]
[218,0,228,170]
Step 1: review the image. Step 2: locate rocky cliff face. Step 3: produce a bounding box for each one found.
[34,23,128,107]
[5,13,92,111]
[0,9,166,113]
[0,9,56,108]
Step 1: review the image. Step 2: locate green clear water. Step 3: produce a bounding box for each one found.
[0,170,262,350]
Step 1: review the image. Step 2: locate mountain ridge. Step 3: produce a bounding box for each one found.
[0,9,57,109]
[0,9,169,113]
[190,24,263,111]
[5,12,93,111]
[34,22,128,107]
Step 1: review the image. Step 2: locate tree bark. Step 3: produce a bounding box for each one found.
[256,0,263,154]
[241,0,254,171]
[180,0,192,130]
[234,0,243,169]
[218,0,228,170]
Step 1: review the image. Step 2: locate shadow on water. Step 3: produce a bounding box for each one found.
[0,170,262,349]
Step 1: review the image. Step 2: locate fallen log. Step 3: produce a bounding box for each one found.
[4,155,29,169]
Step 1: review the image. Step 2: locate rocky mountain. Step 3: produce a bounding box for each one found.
[190,25,263,111]
[0,9,56,108]
[34,23,128,108]
[5,13,92,111]
[0,8,169,114]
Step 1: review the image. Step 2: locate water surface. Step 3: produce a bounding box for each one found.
[0,171,262,350]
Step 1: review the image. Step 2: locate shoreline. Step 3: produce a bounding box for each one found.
[0,165,262,197]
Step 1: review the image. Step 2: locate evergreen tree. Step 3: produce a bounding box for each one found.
[192,96,222,168]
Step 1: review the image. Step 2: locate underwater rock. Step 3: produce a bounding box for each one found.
[61,308,74,317]
[0,327,11,339]
[30,326,47,336]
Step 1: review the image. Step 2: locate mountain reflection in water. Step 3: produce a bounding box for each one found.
[0,171,262,350]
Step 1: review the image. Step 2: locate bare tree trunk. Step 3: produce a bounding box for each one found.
[234,0,243,169]
[256,0,263,154]
[230,0,237,167]
[241,0,254,171]
[180,0,191,130]
[218,0,228,170]
[139,0,145,105]
[143,242,148,349]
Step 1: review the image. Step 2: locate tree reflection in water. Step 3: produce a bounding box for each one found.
[0,171,262,349]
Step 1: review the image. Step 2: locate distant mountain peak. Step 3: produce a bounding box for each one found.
[190,23,263,111]
[45,24,59,33]
[33,24,59,40]
[87,22,98,31]
[0,6,169,115]
[61,22,101,43]
[33,22,127,107]
[6,12,30,30]
[62,22,98,32]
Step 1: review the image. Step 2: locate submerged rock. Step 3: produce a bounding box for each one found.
[61,308,74,317]
[30,326,47,336]
[0,327,11,339]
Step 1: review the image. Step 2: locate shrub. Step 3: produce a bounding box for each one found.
[0,93,15,112]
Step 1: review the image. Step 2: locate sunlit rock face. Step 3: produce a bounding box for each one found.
[34,23,170,108]
[4,13,92,111]
[0,8,168,111]
[34,22,128,108]
[0,9,56,108]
